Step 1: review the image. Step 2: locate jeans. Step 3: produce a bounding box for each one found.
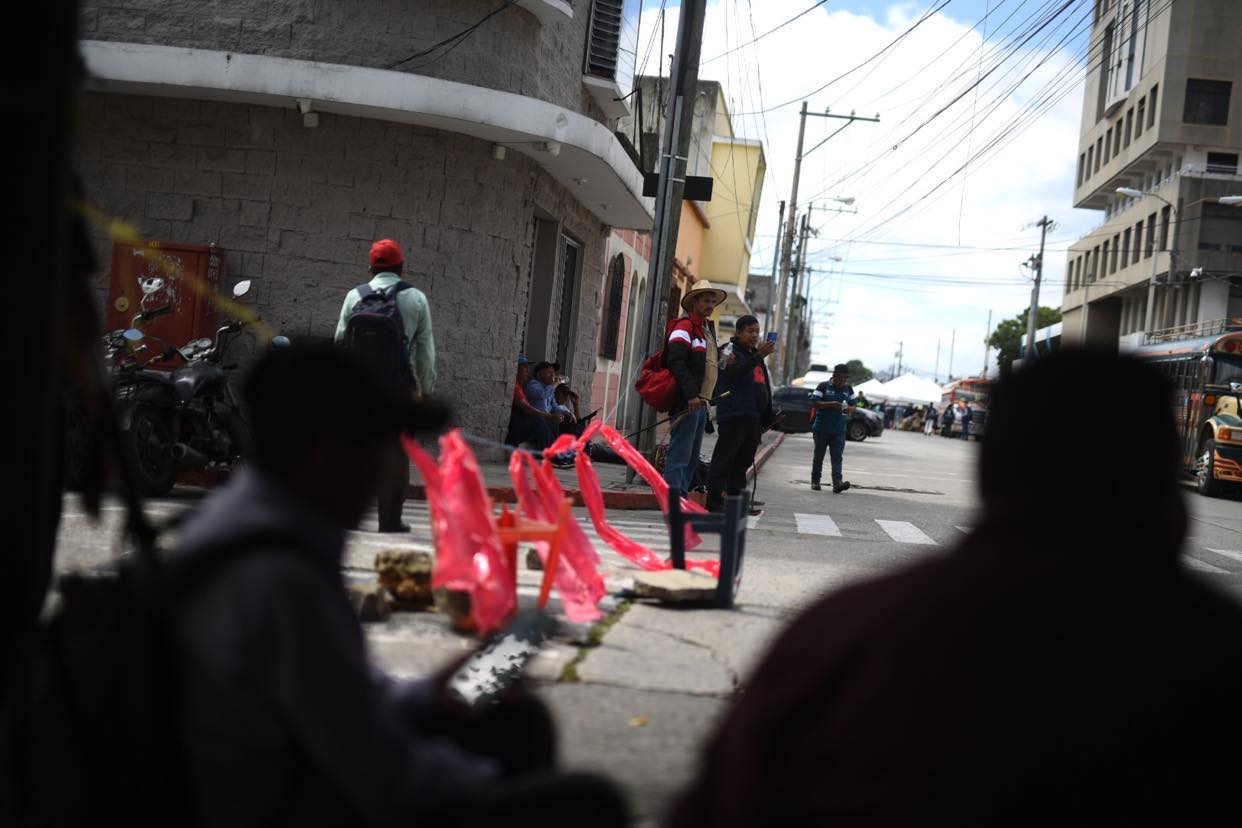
[378,436,410,530]
[506,409,557,450]
[812,430,847,484]
[663,407,707,494]
[707,418,761,511]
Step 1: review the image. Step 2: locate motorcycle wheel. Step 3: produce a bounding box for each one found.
[125,404,177,496]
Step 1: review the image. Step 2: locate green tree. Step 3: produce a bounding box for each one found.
[988,306,1062,375]
[845,359,873,385]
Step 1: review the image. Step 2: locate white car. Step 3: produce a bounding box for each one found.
[792,364,832,388]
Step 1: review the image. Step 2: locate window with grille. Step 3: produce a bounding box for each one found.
[599,254,625,359]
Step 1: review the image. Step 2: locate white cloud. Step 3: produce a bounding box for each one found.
[635,0,1101,379]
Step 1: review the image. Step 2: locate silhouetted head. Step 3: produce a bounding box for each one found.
[242,343,451,528]
[980,349,1185,553]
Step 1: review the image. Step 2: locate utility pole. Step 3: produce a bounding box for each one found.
[948,329,956,381]
[934,338,941,383]
[763,200,785,335]
[628,0,708,455]
[896,340,904,375]
[1023,215,1054,361]
[783,207,812,380]
[773,104,879,384]
[981,309,992,376]
[772,102,808,386]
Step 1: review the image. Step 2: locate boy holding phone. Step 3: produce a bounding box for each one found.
[707,315,776,514]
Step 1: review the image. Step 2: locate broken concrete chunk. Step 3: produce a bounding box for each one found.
[433,588,475,633]
[375,550,433,608]
[526,548,544,571]
[631,569,719,604]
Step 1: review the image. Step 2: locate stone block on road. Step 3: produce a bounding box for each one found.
[632,569,719,605]
[346,582,392,623]
[375,549,433,608]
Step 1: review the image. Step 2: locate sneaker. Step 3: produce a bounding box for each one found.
[811,483,822,491]
[832,481,851,494]
[748,507,763,517]
[379,522,411,533]
[750,499,765,507]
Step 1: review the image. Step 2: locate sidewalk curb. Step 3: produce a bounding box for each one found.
[406,431,787,511]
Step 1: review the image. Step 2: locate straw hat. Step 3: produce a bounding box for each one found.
[680,279,728,312]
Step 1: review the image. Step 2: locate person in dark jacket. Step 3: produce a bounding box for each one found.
[668,350,1242,828]
[960,402,974,439]
[170,344,626,828]
[662,280,726,494]
[706,315,775,514]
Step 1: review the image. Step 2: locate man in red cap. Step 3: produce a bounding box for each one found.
[334,238,436,532]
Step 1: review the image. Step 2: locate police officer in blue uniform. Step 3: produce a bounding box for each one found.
[808,363,858,493]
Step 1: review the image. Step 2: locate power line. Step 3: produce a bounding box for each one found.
[388,0,520,70]
[702,0,831,65]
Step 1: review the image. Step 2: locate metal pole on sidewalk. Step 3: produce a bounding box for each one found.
[1023,215,1053,360]
[626,0,708,475]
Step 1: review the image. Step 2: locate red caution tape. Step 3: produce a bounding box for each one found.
[573,425,720,578]
[508,448,605,623]
[403,430,516,635]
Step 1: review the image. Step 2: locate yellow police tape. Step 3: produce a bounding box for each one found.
[75,199,277,342]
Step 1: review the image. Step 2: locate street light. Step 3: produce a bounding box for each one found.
[1117,186,1175,334]
[829,196,856,206]
[1219,195,1242,205]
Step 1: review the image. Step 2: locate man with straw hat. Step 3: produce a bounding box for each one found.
[662,279,727,494]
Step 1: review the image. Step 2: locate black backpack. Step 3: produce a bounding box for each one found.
[343,282,411,382]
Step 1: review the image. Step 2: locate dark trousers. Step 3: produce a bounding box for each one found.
[378,436,410,531]
[811,431,847,484]
[506,410,556,450]
[706,418,761,511]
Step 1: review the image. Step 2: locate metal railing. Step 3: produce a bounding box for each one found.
[1142,317,1242,345]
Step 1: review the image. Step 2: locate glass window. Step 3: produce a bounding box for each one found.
[1148,84,1158,129]
[1184,79,1232,126]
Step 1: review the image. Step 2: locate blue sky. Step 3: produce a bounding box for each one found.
[637,0,1100,378]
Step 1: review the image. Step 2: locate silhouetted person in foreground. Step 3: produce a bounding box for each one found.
[170,344,625,828]
[669,350,1242,827]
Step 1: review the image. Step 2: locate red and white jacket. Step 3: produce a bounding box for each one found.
[665,314,712,411]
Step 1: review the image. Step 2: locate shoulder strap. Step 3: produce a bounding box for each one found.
[355,284,375,300]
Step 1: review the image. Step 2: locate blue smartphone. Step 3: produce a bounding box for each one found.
[765,332,778,343]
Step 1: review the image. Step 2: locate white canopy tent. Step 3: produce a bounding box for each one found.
[853,378,889,399]
[863,373,942,406]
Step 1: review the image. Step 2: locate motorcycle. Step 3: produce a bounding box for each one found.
[115,279,288,496]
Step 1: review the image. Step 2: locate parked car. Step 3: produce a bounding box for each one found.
[771,385,884,440]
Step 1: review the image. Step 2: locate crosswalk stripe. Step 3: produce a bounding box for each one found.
[876,520,937,545]
[1184,556,1229,574]
[794,513,841,537]
[954,525,971,534]
[1205,548,1242,564]
[747,514,761,529]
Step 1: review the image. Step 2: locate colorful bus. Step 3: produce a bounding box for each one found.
[1134,327,1242,496]
[939,377,993,439]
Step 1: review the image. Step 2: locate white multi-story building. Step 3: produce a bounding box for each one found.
[1061,0,1242,348]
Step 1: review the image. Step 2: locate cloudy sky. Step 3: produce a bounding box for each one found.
[635,0,1103,379]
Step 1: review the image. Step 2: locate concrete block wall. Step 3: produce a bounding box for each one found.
[77,91,607,440]
[80,0,608,124]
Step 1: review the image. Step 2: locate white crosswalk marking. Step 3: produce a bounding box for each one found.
[1184,556,1229,574]
[795,513,842,537]
[747,514,761,529]
[876,520,937,545]
[1205,548,1242,565]
[954,525,971,534]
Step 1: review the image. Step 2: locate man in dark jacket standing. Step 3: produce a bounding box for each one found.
[662,280,726,494]
[706,315,774,514]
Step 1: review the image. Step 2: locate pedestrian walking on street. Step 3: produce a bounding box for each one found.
[960,403,974,440]
[662,280,725,494]
[923,404,938,436]
[334,238,436,533]
[941,402,956,437]
[706,315,775,515]
[809,364,857,493]
[669,349,1242,827]
[168,343,627,828]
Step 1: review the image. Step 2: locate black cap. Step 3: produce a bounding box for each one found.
[833,363,850,375]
